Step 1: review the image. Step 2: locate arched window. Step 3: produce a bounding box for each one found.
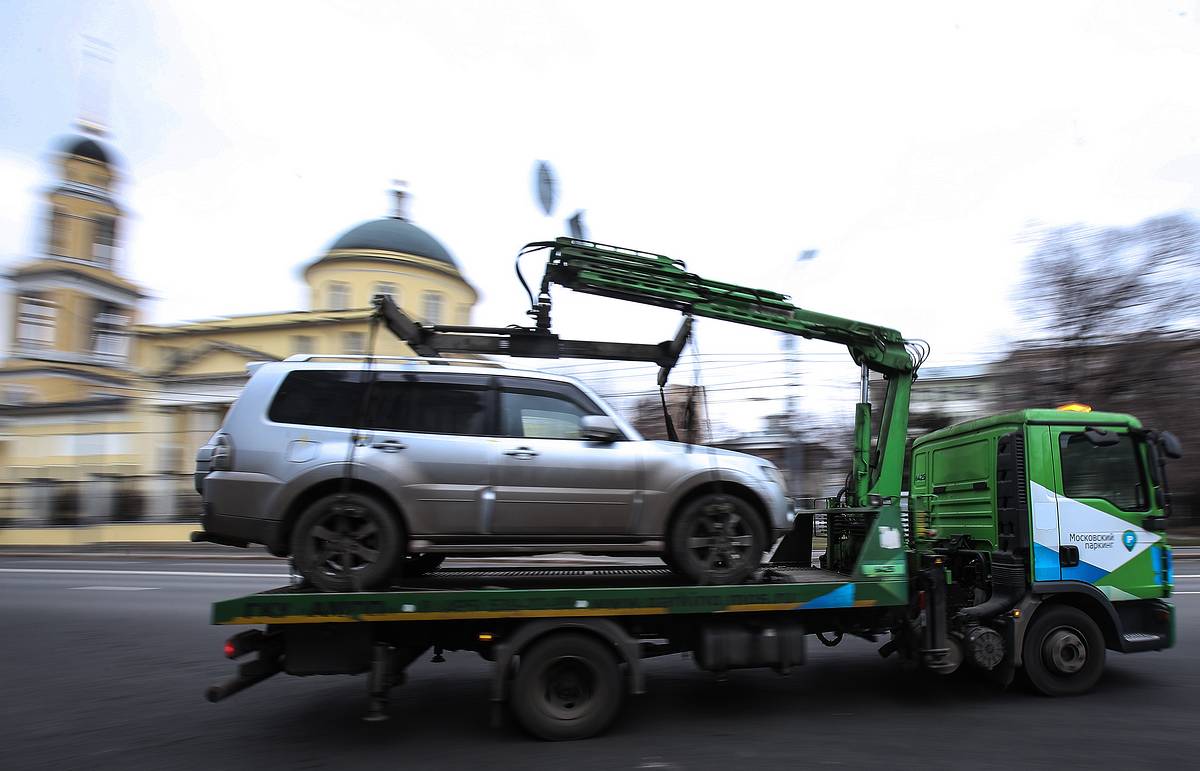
[92,217,118,267]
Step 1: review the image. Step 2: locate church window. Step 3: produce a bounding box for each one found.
[16,295,56,348]
[292,335,314,355]
[91,303,130,361]
[373,282,397,303]
[92,217,118,267]
[422,291,444,324]
[342,332,365,354]
[328,282,350,310]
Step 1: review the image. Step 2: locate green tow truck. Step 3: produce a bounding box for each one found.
[206,238,1179,740]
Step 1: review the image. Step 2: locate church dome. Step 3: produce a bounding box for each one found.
[59,134,114,165]
[327,217,457,267]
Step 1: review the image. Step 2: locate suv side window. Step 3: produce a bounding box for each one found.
[1059,432,1147,511]
[268,370,363,428]
[370,375,490,436]
[498,380,605,440]
[267,370,490,436]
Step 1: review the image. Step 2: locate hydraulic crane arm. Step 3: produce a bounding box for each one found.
[537,239,923,377]
[529,239,929,505]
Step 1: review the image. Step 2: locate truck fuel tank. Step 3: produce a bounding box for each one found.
[696,623,805,674]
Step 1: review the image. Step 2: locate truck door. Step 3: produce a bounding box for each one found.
[1027,425,1062,581]
[491,377,641,535]
[1049,426,1163,598]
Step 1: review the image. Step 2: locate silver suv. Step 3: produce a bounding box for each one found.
[194,356,790,590]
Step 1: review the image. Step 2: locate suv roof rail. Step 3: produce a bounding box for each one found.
[282,354,506,368]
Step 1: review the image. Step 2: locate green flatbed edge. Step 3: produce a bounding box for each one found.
[212,574,910,625]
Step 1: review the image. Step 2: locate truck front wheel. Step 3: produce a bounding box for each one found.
[511,632,623,741]
[1022,605,1106,696]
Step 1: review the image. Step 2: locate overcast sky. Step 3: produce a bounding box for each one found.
[2,0,1198,431]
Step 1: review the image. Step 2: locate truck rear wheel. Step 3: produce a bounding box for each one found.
[290,492,402,592]
[666,493,766,585]
[1022,605,1106,697]
[511,632,623,741]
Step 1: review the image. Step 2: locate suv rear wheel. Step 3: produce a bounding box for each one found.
[666,493,765,585]
[290,492,402,592]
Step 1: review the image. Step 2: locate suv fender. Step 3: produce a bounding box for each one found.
[656,468,770,534]
[269,462,410,555]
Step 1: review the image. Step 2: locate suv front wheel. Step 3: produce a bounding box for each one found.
[290,492,403,592]
[666,493,765,585]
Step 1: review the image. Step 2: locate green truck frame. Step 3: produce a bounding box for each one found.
[206,239,1178,741]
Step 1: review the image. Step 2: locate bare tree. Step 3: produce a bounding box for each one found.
[1012,212,1200,405]
[1000,212,1200,520]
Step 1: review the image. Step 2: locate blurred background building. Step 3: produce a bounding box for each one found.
[0,129,477,526]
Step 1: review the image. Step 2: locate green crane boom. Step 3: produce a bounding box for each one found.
[532,238,928,506]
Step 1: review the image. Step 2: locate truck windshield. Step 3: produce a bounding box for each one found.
[1059,432,1147,511]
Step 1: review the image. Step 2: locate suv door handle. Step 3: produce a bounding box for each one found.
[371,440,407,452]
[503,447,539,459]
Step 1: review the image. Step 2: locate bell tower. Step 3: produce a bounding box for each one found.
[3,130,144,395]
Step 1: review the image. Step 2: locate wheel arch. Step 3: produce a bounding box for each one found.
[270,476,408,556]
[666,480,772,541]
[489,619,644,705]
[1030,582,1121,651]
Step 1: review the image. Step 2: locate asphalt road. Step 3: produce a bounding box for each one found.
[3,556,1198,771]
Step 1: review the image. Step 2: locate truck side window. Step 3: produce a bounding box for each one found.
[1059,433,1147,511]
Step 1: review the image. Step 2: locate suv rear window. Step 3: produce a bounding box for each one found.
[268,371,489,436]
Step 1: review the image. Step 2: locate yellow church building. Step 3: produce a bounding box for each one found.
[0,130,478,526]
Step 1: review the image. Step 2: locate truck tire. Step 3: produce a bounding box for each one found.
[290,492,402,592]
[666,493,766,585]
[511,632,623,741]
[400,553,445,577]
[1022,605,1106,697]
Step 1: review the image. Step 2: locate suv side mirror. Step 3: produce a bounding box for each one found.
[580,415,622,442]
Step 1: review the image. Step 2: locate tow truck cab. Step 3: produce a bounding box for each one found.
[910,408,1177,653]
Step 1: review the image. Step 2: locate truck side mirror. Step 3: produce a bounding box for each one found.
[580,415,622,443]
[1083,427,1121,447]
[1158,430,1183,460]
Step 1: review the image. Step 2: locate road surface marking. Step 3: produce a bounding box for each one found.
[0,568,287,578]
[1174,575,1200,578]
[1172,591,1200,594]
[69,586,159,591]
